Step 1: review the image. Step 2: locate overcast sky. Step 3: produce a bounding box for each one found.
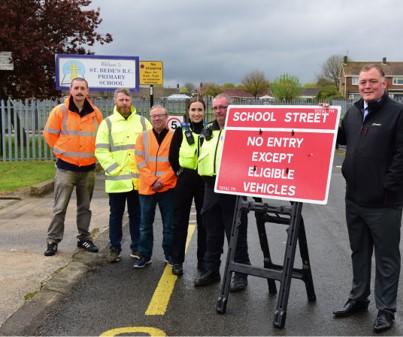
[90,0,403,87]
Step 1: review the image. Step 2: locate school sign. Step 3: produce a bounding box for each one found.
[55,54,139,91]
[215,105,341,205]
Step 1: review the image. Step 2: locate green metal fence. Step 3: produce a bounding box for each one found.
[0,97,352,161]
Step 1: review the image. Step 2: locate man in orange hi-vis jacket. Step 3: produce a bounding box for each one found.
[43,77,103,256]
[133,105,177,268]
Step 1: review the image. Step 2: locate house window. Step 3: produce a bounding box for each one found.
[351,76,359,85]
[392,77,403,85]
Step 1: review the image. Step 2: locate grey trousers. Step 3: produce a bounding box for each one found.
[47,168,96,243]
[346,198,402,311]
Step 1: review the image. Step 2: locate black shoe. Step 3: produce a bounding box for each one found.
[230,272,248,292]
[77,239,98,253]
[44,242,58,256]
[172,263,183,276]
[197,261,206,272]
[333,299,370,318]
[194,270,220,287]
[374,310,394,333]
[164,256,173,266]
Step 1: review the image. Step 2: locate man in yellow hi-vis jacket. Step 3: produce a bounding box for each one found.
[95,88,151,263]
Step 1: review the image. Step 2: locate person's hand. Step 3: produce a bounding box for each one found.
[152,179,163,192]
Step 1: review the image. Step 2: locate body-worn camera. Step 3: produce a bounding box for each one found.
[184,129,195,145]
[204,127,213,141]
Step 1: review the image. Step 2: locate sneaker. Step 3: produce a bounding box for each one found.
[130,250,141,260]
[77,239,99,253]
[44,242,58,256]
[106,247,121,263]
[133,256,152,269]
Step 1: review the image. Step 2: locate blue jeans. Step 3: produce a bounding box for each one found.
[138,189,174,259]
[108,190,141,252]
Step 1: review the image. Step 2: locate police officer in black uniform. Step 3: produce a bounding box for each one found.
[169,97,206,276]
[194,94,250,292]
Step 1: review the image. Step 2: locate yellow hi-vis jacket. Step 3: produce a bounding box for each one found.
[178,129,200,170]
[197,129,223,177]
[95,106,151,193]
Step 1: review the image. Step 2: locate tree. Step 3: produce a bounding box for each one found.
[0,0,112,99]
[240,71,269,98]
[319,54,344,90]
[182,82,195,94]
[222,82,236,89]
[317,84,344,100]
[271,73,301,101]
[200,82,221,97]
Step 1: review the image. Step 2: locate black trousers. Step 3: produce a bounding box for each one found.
[202,185,250,272]
[346,198,402,311]
[171,169,205,265]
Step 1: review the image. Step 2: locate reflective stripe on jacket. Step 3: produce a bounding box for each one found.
[43,97,103,166]
[178,129,200,170]
[198,129,223,177]
[95,106,151,193]
[136,129,177,195]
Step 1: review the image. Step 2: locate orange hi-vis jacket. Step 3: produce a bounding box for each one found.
[43,97,103,167]
[135,129,177,195]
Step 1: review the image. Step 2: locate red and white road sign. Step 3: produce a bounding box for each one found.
[214,105,341,205]
[167,115,183,131]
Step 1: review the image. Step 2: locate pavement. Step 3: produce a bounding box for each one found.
[0,173,111,336]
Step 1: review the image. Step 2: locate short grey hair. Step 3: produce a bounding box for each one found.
[213,93,232,105]
[150,104,167,115]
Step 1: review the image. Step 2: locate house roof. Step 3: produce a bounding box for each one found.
[300,88,320,97]
[342,62,403,76]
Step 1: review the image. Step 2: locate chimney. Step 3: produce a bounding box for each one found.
[382,57,387,64]
[343,55,348,64]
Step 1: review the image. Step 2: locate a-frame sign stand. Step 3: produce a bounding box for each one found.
[216,196,316,329]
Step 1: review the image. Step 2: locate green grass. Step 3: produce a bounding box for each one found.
[0,160,55,192]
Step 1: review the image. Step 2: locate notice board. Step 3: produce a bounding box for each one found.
[214,105,341,205]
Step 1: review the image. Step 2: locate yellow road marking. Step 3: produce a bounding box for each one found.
[100,326,166,336]
[145,224,196,315]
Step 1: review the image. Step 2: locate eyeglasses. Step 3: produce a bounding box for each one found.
[190,108,204,112]
[213,105,228,110]
[150,113,167,119]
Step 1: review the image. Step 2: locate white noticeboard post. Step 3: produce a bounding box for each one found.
[0,52,14,71]
[55,54,139,91]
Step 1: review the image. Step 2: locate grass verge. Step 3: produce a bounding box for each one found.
[0,161,55,192]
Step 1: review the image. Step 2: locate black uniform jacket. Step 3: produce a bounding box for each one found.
[338,94,403,207]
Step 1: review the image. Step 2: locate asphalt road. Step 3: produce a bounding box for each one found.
[33,155,403,336]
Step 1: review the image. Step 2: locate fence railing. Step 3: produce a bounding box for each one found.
[0,97,353,161]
